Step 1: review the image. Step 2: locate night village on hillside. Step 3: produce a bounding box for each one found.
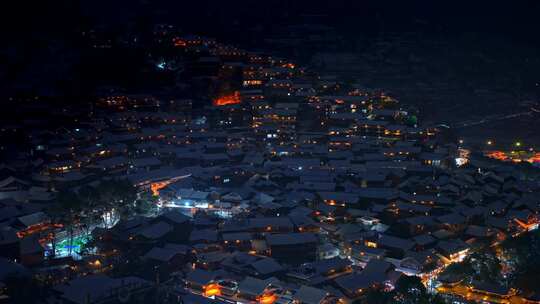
[2,1,540,304]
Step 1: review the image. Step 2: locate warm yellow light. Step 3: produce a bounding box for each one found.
[203,283,221,297]
[91,260,102,267]
[366,241,377,248]
[258,294,277,304]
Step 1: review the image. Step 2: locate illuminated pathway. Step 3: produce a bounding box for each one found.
[437,284,535,304]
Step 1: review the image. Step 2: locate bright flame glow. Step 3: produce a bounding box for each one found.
[213,91,241,106]
[258,294,277,304]
[203,283,221,297]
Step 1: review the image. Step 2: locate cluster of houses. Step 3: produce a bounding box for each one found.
[1,27,540,304]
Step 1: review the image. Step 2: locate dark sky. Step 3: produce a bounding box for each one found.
[6,1,540,42]
[2,1,540,99]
